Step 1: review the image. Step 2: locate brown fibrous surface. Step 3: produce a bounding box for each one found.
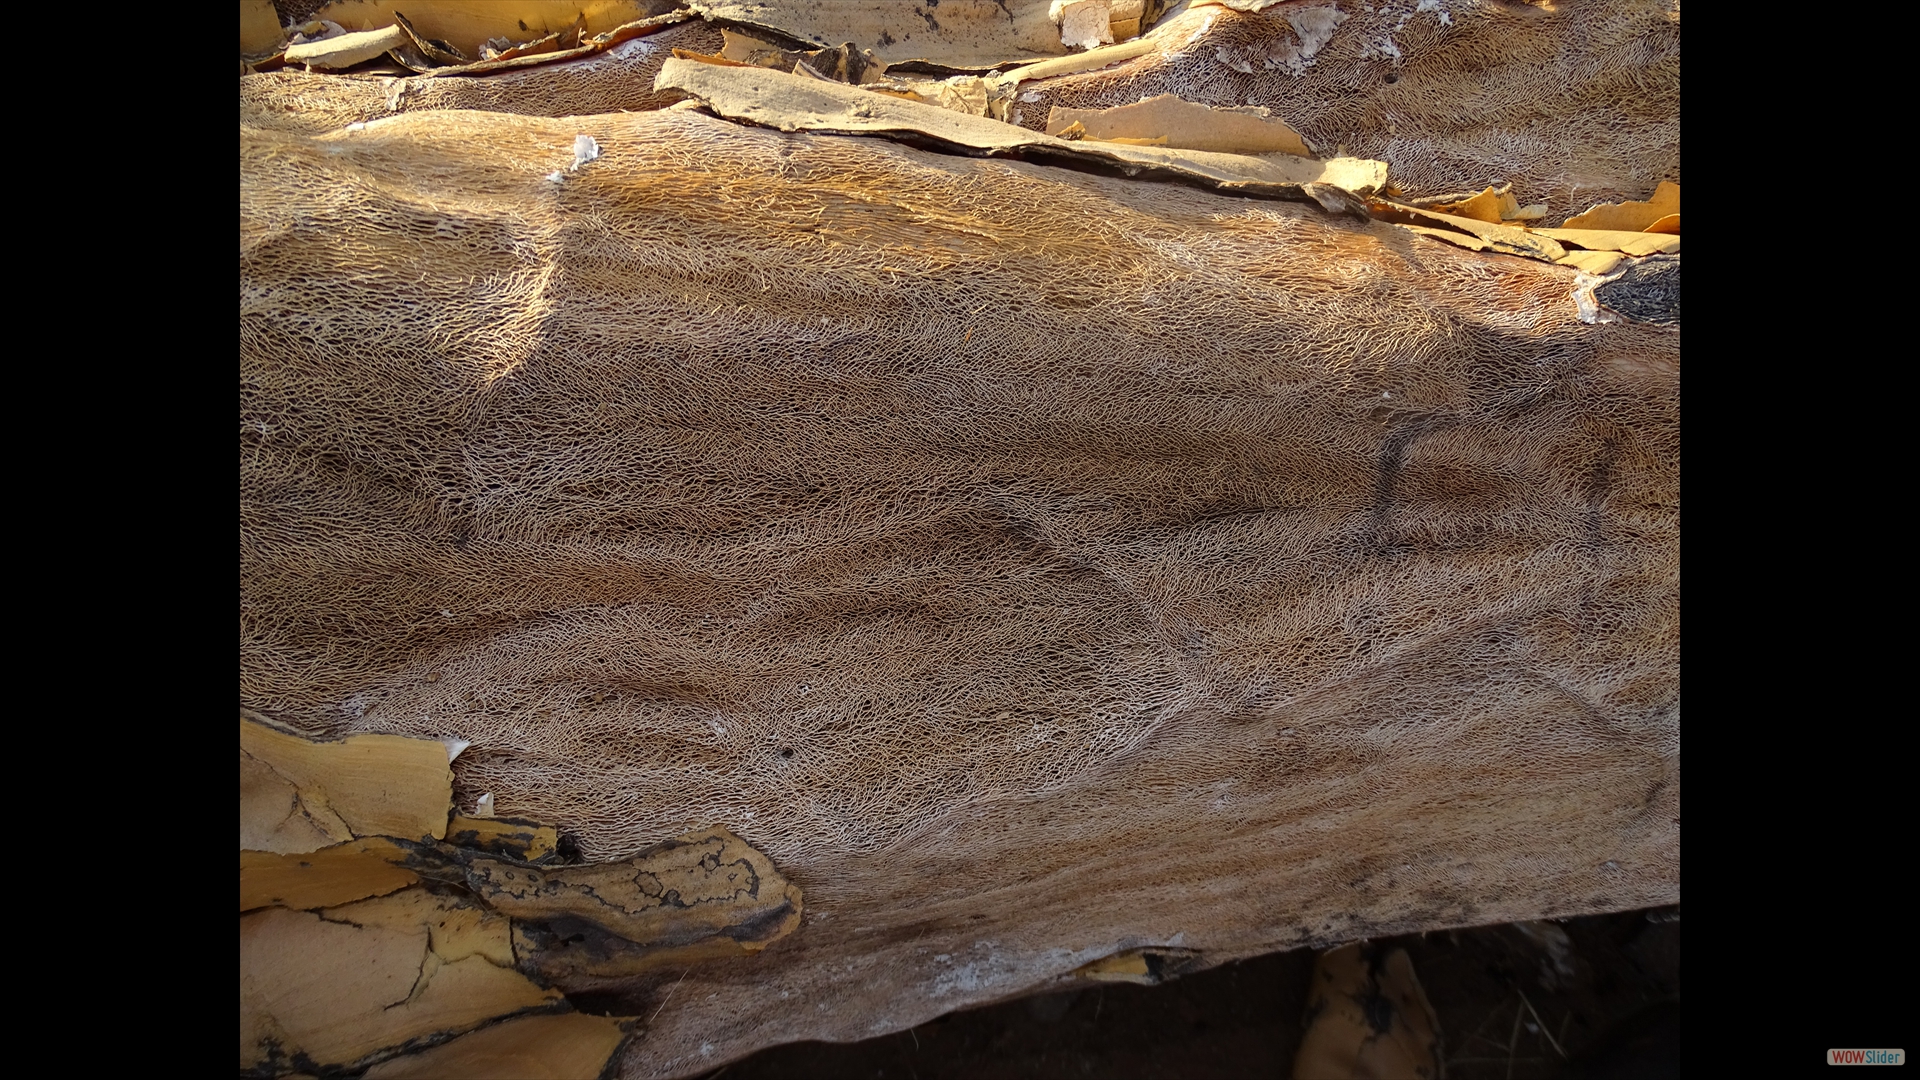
[241,6,1677,1073]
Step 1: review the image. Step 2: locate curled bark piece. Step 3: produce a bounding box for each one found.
[241,0,287,59]
[1563,181,1679,232]
[1369,199,1568,262]
[240,890,561,1073]
[1054,0,1115,50]
[393,11,469,66]
[241,837,420,912]
[1294,944,1442,1079]
[284,24,408,69]
[1073,947,1202,985]
[653,58,1385,204]
[460,828,803,951]
[689,0,1083,67]
[1532,227,1679,257]
[305,0,656,60]
[361,1012,629,1079]
[240,715,451,854]
[445,815,560,861]
[1046,93,1312,157]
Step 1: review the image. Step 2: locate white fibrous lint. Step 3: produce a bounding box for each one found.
[571,134,601,171]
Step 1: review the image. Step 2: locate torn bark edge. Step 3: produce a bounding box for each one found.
[393,11,468,66]
[248,830,802,951]
[1572,269,1627,325]
[444,815,560,860]
[356,1012,637,1080]
[1367,199,1566,261]
[241,825,563,915]
[1072,947,1205,985]
[239,997,600,1080]
[511,884,806,982]
[241,706,326,740]
[1302,182,1372,220]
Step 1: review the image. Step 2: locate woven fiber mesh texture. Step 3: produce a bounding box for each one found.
[241,105,1677,1077]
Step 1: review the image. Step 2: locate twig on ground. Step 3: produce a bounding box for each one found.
[1506,995,1524,1080]
[649,968,693,1025]
[1517,989,1567,1059]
